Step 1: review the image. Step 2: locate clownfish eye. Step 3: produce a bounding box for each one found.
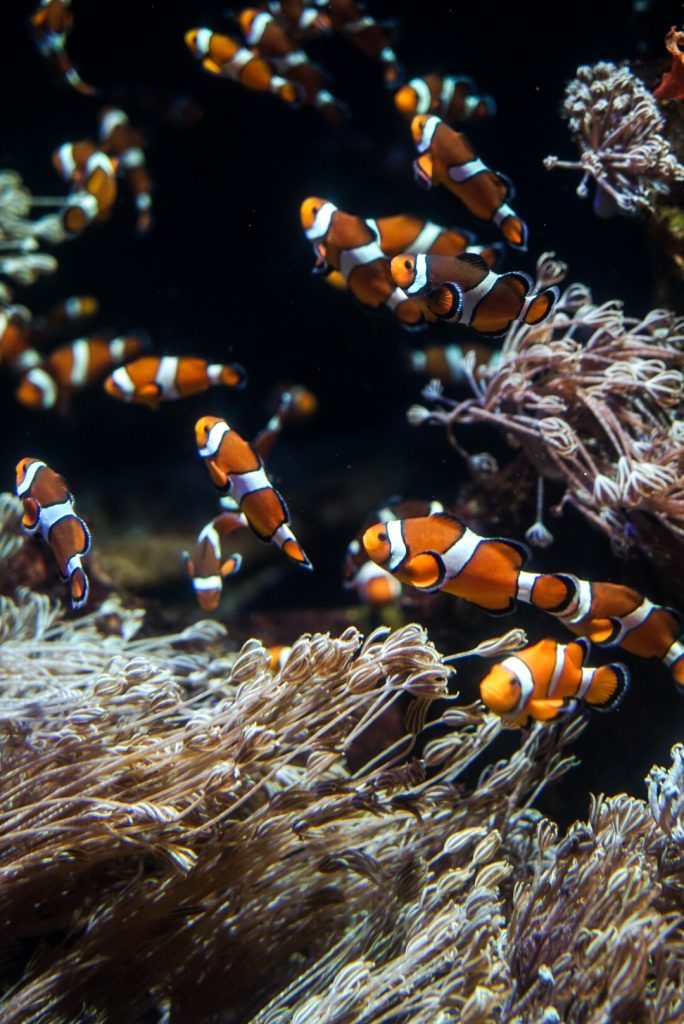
[404,259,412,270]
[312,205,319,216]
[378,531,388,542]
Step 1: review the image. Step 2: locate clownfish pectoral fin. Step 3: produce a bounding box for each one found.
[588,664,630,711]
[523,286,560,326]
[500,215,528,252]
[201,57,223,76]
[527,698,566,722]
[403,551,446,591]
[70,567,89,610]
[589,617,623,647]
[427,283,463,321]
[207,461,230,490]
[220,553,242,577]
[138,383,163,408]
[21,497,41,533]
[413,154,434,189]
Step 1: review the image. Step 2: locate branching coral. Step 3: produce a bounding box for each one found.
[544,62,684,216]
[410,253,684,573]
[0,586,682,1023]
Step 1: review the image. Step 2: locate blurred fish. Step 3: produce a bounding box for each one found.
[98,108,153,235]
[104,356,246,409]
[183,511,247,610]
[300,197,426,329]
[252,383,317,461]
[545,575,684,691]
[270,1,332,39]
[370,214,503,266]
[195,415,312,569]
[17,333,148,412]
[391,252,558,336]
[0,306,41,372]
[267,644,293,670]
[411,114,528,250]
[29,295,100,343]
[319,0,403,88]
[238,8,348,122]
[395,74,495,125]
[15,457,91,609]
[31,0,96,96]
[60,150,119,236]
[406,342,500,385]
[479,637,629,725]
[185,27,300,105]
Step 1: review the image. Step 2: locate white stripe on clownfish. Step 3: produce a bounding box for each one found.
[25,367,58,408]
[194,28,212,55]
[199,421,230,458]
[109,364,136,396]
[197,520,221,559]
[410,77,433,114]
[546,642,567,699]
[243,10,272,44]
[192,574,222,591]
[411,221,443,252]
[70,339,91,387]
[119,147,145,170]
[154,356,180,398]
[439,75,456,115]
[339,239,384,277]
[16,460,47,497]
[406,253,428,294]
[98,109,128,140]
[416,115,440,153]
[442,526,481,580]
[502,656,535,715]
[447,158,489,183]
[229,466,271,501]
[305,201,336,240]
[386,519,407,572]
[38,498,76,535]
[385,287,410,311]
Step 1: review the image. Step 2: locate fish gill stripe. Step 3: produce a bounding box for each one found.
[406,253,428,294]
[305,201,337,240]
[99,109,128,140]
[111,364,136,395]
[386,287,410,311]
[448,158,488,183]
[501,656,535,715]
[195,28,212,55]
[16,460,47,497]
[386,519,408,572]
[409,77,433,114]
[416,115,440,153]
[26,367,58,407]
[339,239,385,278]
[245,11,272,44]
[57,143,76,180]
[547,643,567,699]
[199,421,230,458]
[442,527,480,580]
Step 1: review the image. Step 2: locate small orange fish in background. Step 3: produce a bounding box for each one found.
[104,356,246,409]
[267,644,293,671]
[60,150,119,237]
[391,252,559,336]
[29,295,100,344]
[252,383,318,461]
[15,457,91,609]
[406,342,500,386]
[183,510,247,611]
[300,197,427,329]
[98,108,153,235]
[411,114,528,250]
[323,0,403,88]
[369,213,503,267]
[395,74,495,126]
[17,333,148,412]
[195,415,312,570]
[184,27,300,105]
[271,1,332,40]
[0,306,41,373]
[31,0,97,95]
[238,8,348,123]
[479,638,629,725]
[543,575,684,692]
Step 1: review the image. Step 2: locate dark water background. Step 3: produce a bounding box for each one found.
[1,0,682,825]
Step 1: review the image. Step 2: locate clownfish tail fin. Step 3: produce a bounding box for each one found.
[663,640,684,693]
[220,363,247,389]
[588,663,630,711]
[523,286,559,326]
[70,567,89,610]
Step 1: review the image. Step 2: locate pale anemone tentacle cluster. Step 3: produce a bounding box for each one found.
[0,170,66,301]
[410,253,684,565]
[544,62,684,216]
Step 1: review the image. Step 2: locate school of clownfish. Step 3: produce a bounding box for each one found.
[14,0,684,730]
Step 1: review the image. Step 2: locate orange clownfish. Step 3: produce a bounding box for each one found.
[267,644,293,671]
[184,28,300,105]
[321,0,403,88]
[31,0,96,96]
[411,114,528,250]
[395,74,496,126]
[272,1,332,39]
[60,150,119,237]
[98,108,153,235]
[407,342,501,386]
[17,333,148,411]
[391,252,559,336]
[195,415,312,570]
[362,510,571,615]
[52,139,98,186]
[29,295,100,344]
[479,638,629,725]
[238,9,347,123]
[300,197,427,330]
[183,511,247,611]
[104,356,246,409]
[0,306,41,373]
[544,575,684,692]
[344,538,403,606]
[15,457,91,609]
[369,214,503,268]
[252,383,318,462]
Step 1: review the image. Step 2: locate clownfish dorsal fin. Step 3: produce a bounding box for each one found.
[456,251,489,273]
[426,509,464,526]
[501,271,533,298]
[202,57,222,75]
[490,535,530,568]
[404,550,446,590]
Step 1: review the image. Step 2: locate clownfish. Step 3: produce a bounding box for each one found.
[16,333,148,411]
[0,306,41,373]
[362,510,573,614]
[98,108,153,235]
[479,638,629,725]
[344,539,403,605]
[185,28,300,105]
[31,0,96,96]
[252,383,318,461]
[183,511,247,611]
[407,342,501,385]
[238,9,348,123]
[391,252,559,336]
[267,644,293,671]
[300,197,427,329]
[52,139,98,186]
[542,575,684,691]
[318,0,402,88]
[395,74,495,126]
[369,214,503,268]
[104,356,246,409]
[195,415,312,570]
[411,115,528,251]
[270,1,332,39]
[15,457,91,609]
[60,150,119,237]
[30,295,100,344]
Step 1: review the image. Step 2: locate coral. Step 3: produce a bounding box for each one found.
[544,62,684,216]
[0,494,23,567]
[410,253,684,577]
[0,584,682,1023]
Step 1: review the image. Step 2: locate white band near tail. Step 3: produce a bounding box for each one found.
[664,639,684,667]
[448,158,488,183]
[493,203,516,227]
[576,667,595,700]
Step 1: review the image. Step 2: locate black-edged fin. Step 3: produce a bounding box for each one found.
[491,535,531,568]
[456,251,490,272]
[524,286,560,326]
[592,663,630,712]
[494,169,516,201]
[428,282,463,320]
[471,595,516,616]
